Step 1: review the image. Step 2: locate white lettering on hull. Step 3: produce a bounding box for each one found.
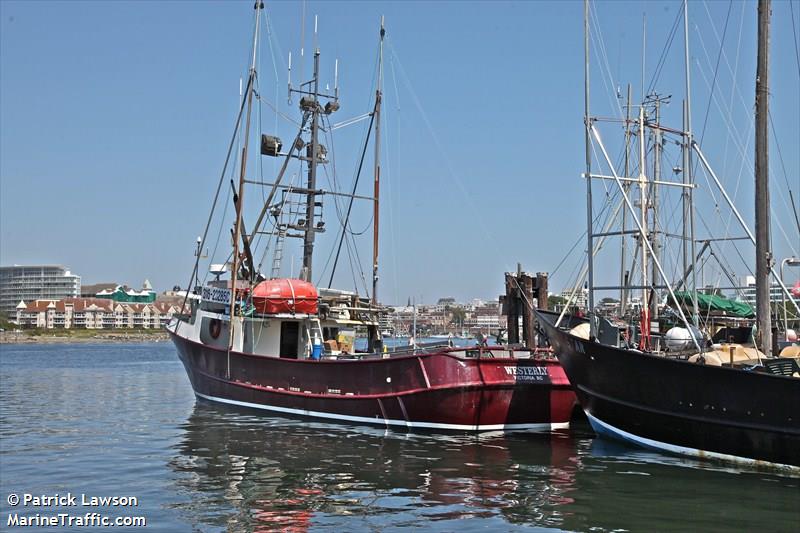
[504,366,550,382]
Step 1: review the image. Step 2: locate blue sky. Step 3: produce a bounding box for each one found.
[1,1,798,304]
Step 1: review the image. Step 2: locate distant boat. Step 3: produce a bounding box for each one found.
[168,6,576,432]
[537,0,799,471]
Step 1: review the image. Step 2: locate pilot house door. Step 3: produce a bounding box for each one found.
[279,321,300,359]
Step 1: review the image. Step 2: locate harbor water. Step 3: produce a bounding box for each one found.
[1,343,797,531]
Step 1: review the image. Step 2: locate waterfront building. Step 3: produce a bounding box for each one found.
[463,302,504,333]
[80,283,117,298]
[0,265,80,318]
[95,280,157,303]
[15,297,181,329]
[738,275,790,307]
[559,287,589,310]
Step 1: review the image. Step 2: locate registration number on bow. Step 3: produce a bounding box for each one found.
[504,366,549,382]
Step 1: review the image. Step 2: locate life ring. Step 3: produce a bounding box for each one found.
[209,318,222,339]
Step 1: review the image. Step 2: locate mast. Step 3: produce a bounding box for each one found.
[638,105,648,324]
[368,17,385,352]
[229,1,263,356]
[682,99,690,297]
[620,84,632,315]
[372,18,384,306]
[755,0,772,356]
[683,0,699,326]
[584,0,595,335]
[301,49,322,283]
[650,97,662,321]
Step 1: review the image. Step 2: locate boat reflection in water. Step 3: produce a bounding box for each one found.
[169,402,580,531]
[168,403,798,531]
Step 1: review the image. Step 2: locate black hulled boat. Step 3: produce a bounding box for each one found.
[537,0,800,472]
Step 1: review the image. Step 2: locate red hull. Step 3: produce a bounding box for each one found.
[170,331,576,431]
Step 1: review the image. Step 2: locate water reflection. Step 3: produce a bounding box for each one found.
[169,402,583,531]
[169,403,800,532]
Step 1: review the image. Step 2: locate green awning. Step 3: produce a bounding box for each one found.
[673,291,754,318]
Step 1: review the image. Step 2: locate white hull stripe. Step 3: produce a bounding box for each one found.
[585,412,800,473]
[195,392,568,432]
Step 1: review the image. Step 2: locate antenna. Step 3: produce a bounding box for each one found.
[194,236,208,259]
[288,51,293,104]
[334,58,339,100]
[641,13,646,101]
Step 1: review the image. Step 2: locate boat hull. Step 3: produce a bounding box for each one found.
[536,310,800,471]
[170,329,576,432]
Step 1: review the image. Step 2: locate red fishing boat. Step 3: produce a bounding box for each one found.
[168,5,575,431]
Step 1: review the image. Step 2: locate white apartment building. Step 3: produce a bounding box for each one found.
[0,265,80,318]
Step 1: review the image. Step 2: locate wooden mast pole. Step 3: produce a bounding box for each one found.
[755,0,772,356]
[228,1,263,363]
[369,17,385,352]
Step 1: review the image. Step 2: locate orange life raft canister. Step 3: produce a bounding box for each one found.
[250,278,319,315]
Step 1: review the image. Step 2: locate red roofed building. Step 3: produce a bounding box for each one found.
[15,297,182,330]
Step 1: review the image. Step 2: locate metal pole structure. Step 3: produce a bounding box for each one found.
[412,299,417,352]
[683,0,699,326]
[620,83,632,315]
[682,99,689,304]
[780,258,800,335]
[228,1,263,364]
[638,106,648,319]
[302,49,322,283]
[650,98,662,320]
[591,124,701,351]
[584,0,595,336]
[755,0,772,356]
[368,18,385,352]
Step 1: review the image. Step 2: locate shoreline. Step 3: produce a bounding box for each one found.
[0,331,170,345]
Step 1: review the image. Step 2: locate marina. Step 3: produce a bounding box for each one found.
[1,0,799,531]
[1,343,798,531]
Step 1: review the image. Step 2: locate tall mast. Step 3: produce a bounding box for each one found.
[638,105,648,318]
[620,84,632,315]
[368,17,385,353]
[755,0,772,356]
[229,1,263,354]
[584,0,595,335]
[683,0,699,326]
[372,17,384,307]
[301,49,322,283]
[682,99,690,296]
[650,97,662,321]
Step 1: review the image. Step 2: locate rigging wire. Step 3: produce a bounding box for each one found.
[692,0,797,253]
[694,48,797,257]
[769,111,800,236]
[325,94,376,287]
[315,46,381,291]
[384,47,403,305]
[178,74,254,318]
[387,41,502,257]
[791,0,800,78]
[589,2,625,118]
[696,0,733,148]
[645,1,684,95]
